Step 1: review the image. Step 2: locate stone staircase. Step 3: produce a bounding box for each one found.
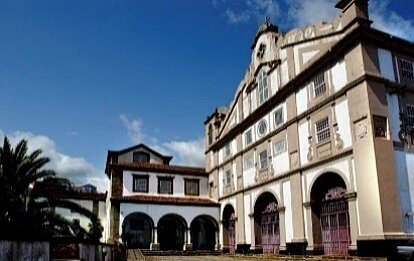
[140,249,221,256]
[127,248,146,260]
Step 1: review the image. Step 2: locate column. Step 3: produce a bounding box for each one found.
[184,228,193,250]
[150,227,160,250]
[348,197,358,254]
[215,228,221,250]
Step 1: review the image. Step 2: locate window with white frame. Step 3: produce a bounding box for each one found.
[274,139,286,155]
[274,107,284,127]
[243,154,254,170]
[258,70,269,105]
[133,175,149,193]
[257,119,268,137]
[315,117,330,143]
[259,150,268,169]
[407,105,414,127]
[244,129,253,147]
[399,58,414,81]
[224,143,231,159]
[313,73,326,97]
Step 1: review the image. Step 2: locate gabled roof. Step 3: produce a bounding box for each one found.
[108,143,173,163]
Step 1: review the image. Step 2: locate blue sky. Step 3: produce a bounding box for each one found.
[1,0,413,191]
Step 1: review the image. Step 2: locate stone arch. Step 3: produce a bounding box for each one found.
[190,215,218,251]
[122,212,154,249]
[157,213,187,251]
[222,204,236,253]
[310,172,350,255]
[307,168,351,202]
[253,191,280,254]
[252,189,280,210]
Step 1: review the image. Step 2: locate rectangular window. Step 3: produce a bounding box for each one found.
[259,150,268,169]
[313,73,326,97]
[133,175,149,193]
[185,179,199,196]
[243,154,254,170]
[274,139,286,155]
[373,115,387,138]
[225,170,232,185]
[158,177,173,194]
[209,182,214,198]
[399,58,414,81]
[316,117,330,143]
[274,107,284,127]
[224,143,231,159]
[244,129,252,147]
[258,71,269,105]
[407,105,414,127]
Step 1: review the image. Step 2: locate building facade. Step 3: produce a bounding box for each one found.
[205,0,414,256]
[105,144,220,251]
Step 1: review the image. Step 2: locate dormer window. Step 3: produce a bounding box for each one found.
[133,151,150,163]
[258,70,269,105]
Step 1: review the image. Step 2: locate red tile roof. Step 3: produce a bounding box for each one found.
[108,162,207,177]
[111,194,219,207]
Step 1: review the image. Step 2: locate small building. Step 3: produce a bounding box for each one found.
[105,144,220,251]
[204,0,414,257]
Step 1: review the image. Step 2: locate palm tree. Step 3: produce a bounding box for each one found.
[0,137,103,241]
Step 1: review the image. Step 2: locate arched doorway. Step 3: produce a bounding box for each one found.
[222,204,236,253]
[190,215,218,250]
[157,214,186,250]
[254,192,280,254]
[310,172,350,255]
[122,212,153,249]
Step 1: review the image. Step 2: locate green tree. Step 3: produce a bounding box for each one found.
[0,137,102,241]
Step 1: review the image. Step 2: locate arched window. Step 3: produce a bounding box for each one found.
[258,70,268,105]
[133,151,150,163]
[208,124,213,145]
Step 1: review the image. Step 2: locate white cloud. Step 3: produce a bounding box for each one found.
[284,0,414,41]
[286,0,337,28]
[163,138,205,167]
[370,0,414,41]
[1,130,107,193]
[225,9,250,24]
[119,114,145,144]
[218,0,280,25]
[119,115,205,167]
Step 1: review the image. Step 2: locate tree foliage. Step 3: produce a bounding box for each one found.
[0,137,103,241]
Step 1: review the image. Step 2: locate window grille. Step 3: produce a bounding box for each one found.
[399,59,414,81]
[407,105,414,127]
[316,117,330,143]
[158,178,173,194]
[274,107,284,127]
[185,179,199,196]
[274,139,286,155]
[258,71,269,105]
[313,73,326,97]
[245,129,252,146]
[259,150,268,169]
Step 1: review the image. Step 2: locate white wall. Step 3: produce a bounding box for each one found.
[120,203,220,232]
[378,48,395,82]
[298,121,309,166]
[283,181,293,243]
[331,59,347,92]
[122,171,209,197]
[387,93,401,142]
[335,99,352,148]
[296,86,308,116]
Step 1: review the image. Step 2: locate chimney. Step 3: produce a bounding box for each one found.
[335,0,371,28]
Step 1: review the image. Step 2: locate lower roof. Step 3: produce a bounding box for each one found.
[111,195,220,207]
